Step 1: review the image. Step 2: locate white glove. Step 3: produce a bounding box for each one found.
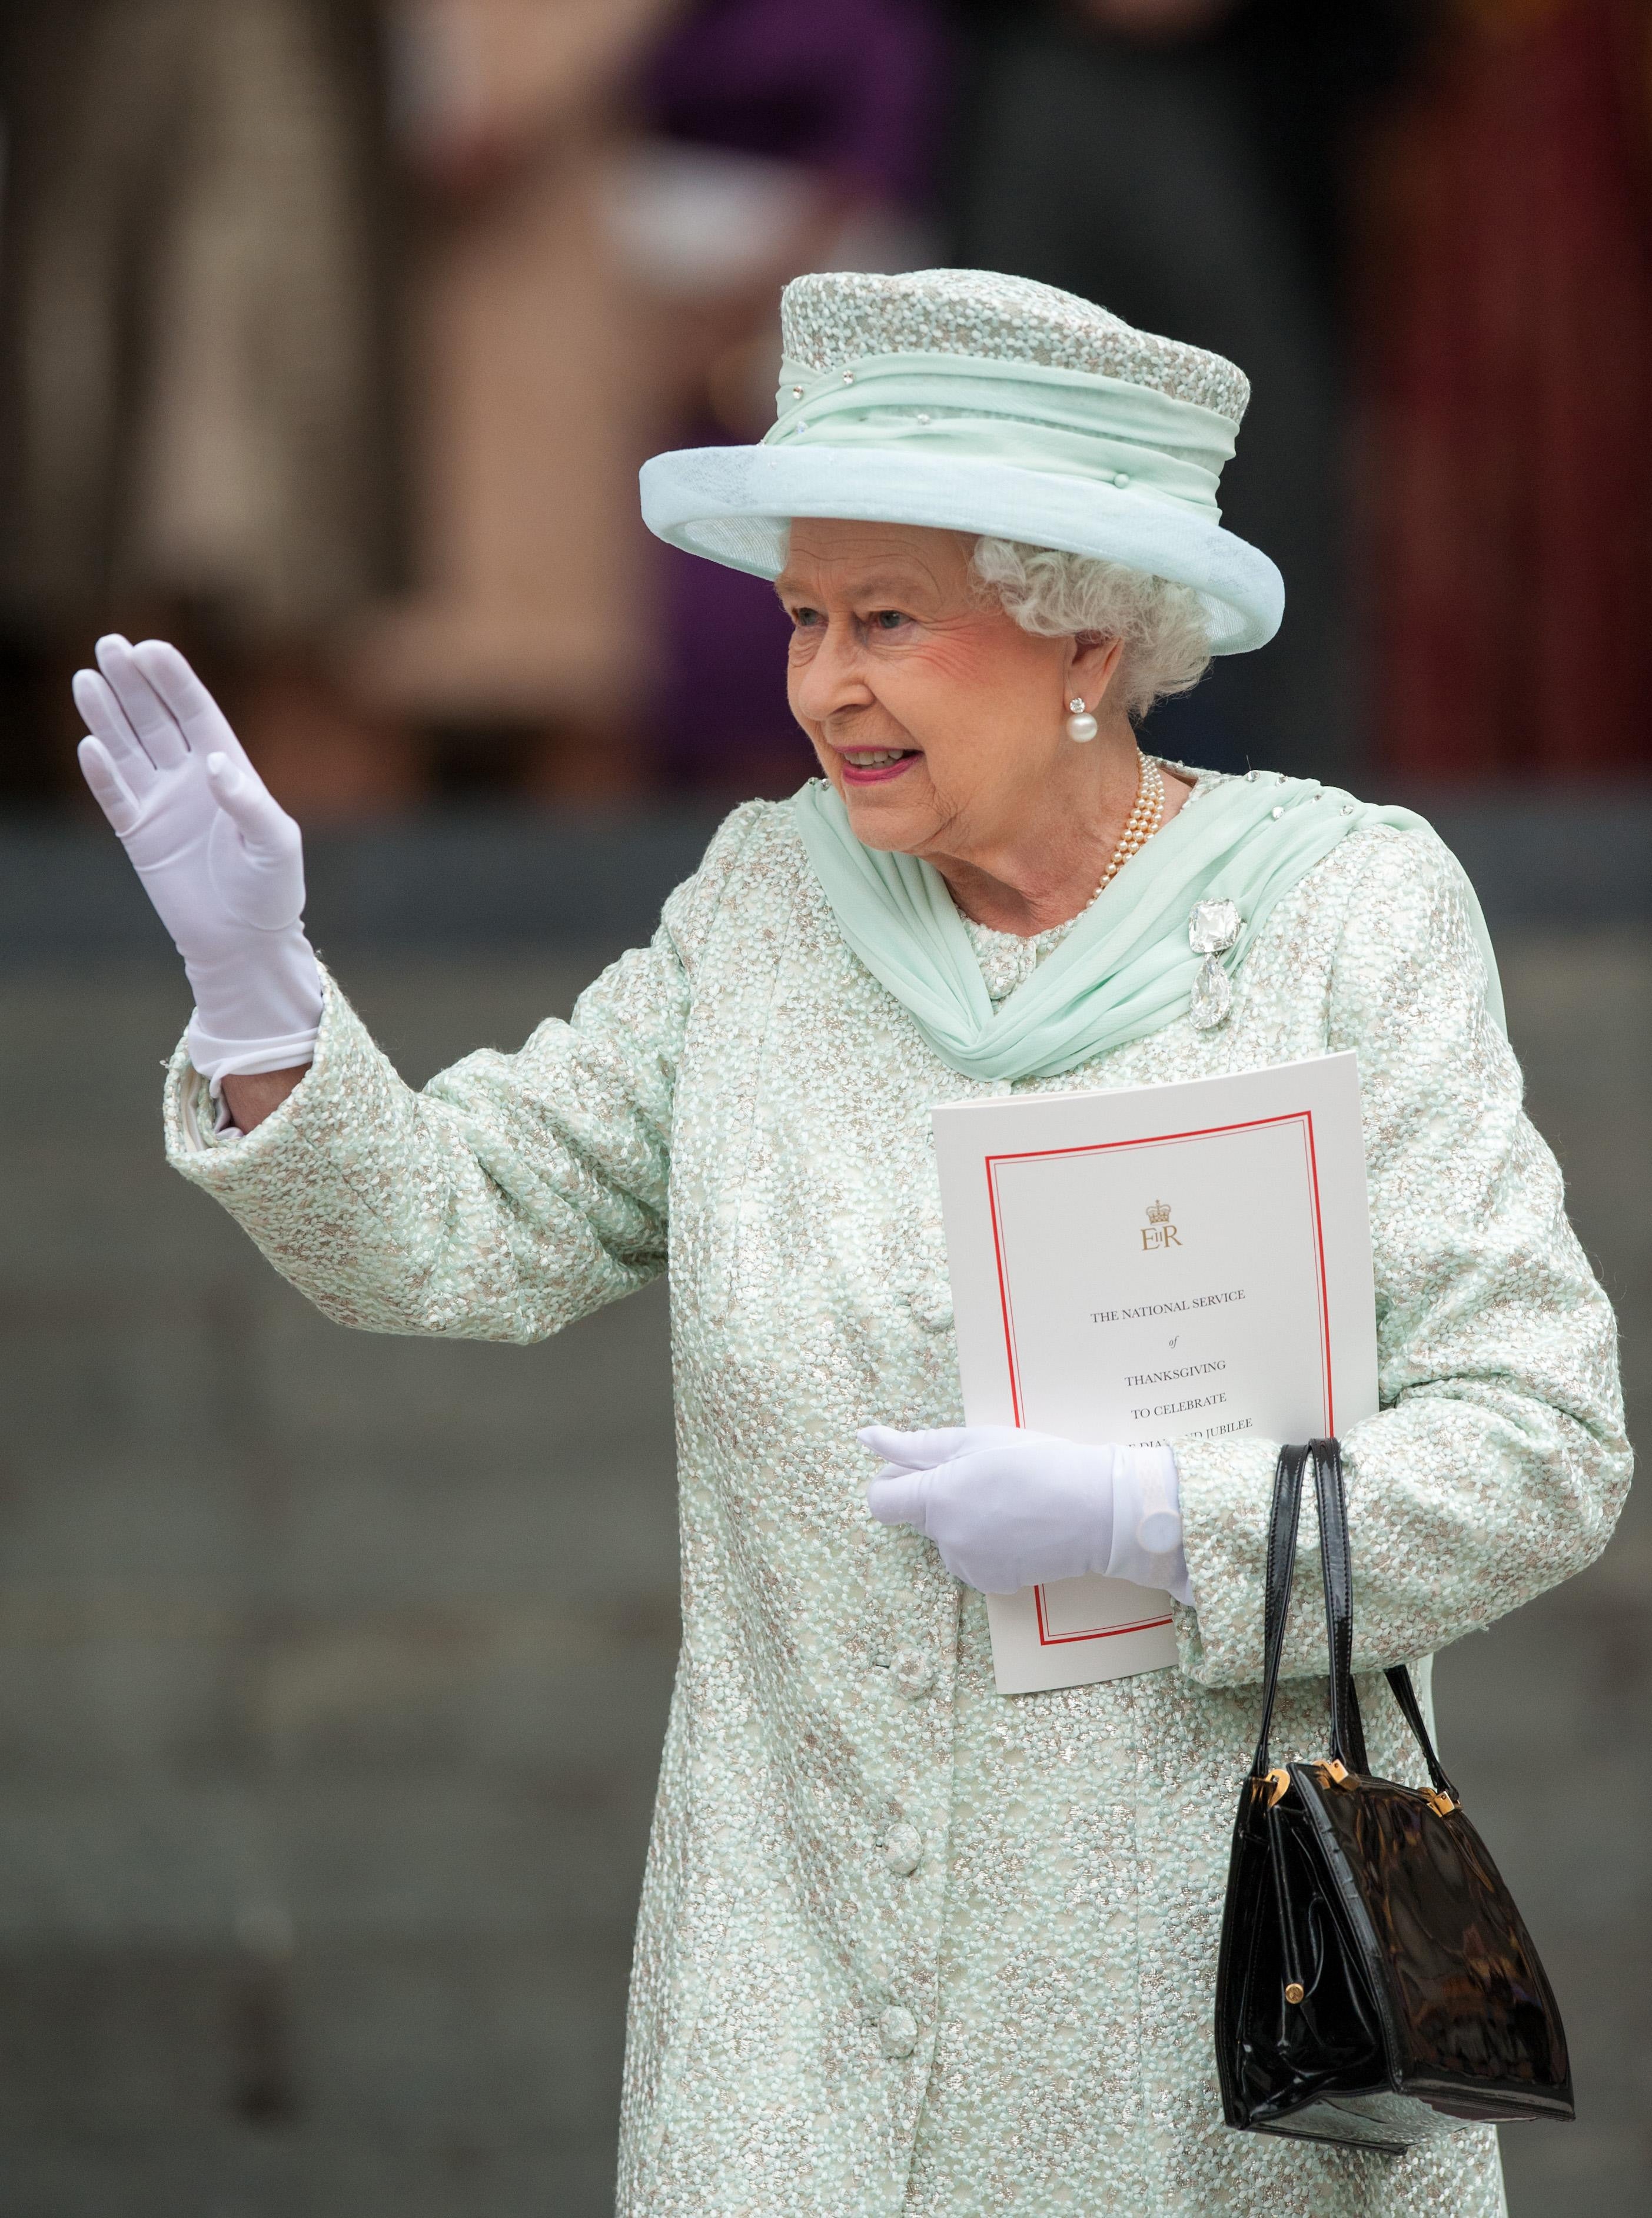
[74,636,323,1085]
[860,1423,1192,1602]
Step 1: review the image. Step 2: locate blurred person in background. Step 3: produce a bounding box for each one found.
[949,0,1424,782]
[622,0,949,797]
[0,0,409,812]
[71,264,1627,2214]
[1360,0,1652,780]
[363,0,949,800]
[354,0,676,798]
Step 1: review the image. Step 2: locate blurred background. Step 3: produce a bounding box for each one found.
[0,1,1646,2213]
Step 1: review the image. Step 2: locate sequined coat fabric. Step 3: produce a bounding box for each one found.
[165,783,1628,2218]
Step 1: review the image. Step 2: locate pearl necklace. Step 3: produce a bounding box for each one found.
[1099,752,1165,889]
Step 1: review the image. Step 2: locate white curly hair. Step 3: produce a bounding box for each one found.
[969,537,1213,720]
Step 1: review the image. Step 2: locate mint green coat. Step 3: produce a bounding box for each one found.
[166,795,1627,2218]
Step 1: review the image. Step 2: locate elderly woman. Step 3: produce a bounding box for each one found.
[76,271,1626,2218]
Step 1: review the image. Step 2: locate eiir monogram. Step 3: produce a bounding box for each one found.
[1141,1198,1181,1251]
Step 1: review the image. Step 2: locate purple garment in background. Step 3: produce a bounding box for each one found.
[639,0,949,207]
[658,434,806,801]
[639,0,952,789]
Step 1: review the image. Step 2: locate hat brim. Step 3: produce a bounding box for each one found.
[639,444,1283,655]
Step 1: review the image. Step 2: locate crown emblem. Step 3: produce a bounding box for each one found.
[1145,1198,1172,1225]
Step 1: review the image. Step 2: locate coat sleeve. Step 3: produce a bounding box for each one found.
[1172,827,1631,1686]
[163,802,769,1344]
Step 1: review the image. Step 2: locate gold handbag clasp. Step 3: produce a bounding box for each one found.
[1260,1767,1292,1808]
[1314,1759,1351,1790]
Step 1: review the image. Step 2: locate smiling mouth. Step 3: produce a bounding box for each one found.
[836,746,920,785]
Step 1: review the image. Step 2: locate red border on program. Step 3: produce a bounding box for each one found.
[985,1112,1331,1646]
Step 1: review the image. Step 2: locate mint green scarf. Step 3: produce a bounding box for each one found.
[792,772,1504,1081]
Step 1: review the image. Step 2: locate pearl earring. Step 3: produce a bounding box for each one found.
[1065,696,1098,743]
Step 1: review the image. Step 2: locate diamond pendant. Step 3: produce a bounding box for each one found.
[1189,953,1234,1031]
[1186,898,1242,1030]
[1188,898,1242,956]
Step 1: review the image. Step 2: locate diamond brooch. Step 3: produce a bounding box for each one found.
[1188,898,1242,1030]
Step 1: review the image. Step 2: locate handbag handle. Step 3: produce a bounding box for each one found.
[1309,1439,1461,1805]
[1308,1438,1369,1775]
[1249,1438,1462,1808]
[1247,1442,1310,1781]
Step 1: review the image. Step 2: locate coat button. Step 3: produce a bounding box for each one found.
[878,2004,919,2058]
[882,1822,922,1875]
[892,1648,936,1698]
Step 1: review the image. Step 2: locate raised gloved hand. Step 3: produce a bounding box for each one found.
[860,1423,1192,1602]
[74,636,323,1085]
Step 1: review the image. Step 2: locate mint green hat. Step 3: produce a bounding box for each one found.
[639,268,1284,655]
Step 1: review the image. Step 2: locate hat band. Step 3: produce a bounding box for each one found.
[764,353,1236,523]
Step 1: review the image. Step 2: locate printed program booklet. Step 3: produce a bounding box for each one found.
[932,1053,1379,1694]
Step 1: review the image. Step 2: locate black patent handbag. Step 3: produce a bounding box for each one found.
[1214,1438,1574,2156]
